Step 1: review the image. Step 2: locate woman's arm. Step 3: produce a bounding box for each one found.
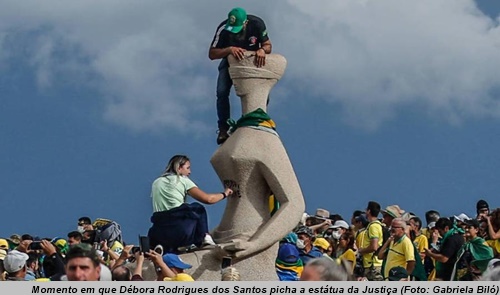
[187,187,233,204]
[486,217,500,240]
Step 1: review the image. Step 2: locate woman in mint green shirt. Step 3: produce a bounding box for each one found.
[148,155,232,254]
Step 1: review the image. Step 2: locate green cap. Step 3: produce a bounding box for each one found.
[225,7,247,34]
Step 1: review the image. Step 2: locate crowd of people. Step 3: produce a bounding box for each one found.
[276,199,500,281]
[1,199,499,281]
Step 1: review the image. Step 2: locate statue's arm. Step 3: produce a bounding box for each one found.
[226,158,305,257]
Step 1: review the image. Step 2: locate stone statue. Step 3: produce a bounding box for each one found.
[179,52,305,281]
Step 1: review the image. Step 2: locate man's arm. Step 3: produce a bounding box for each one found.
[406,260,416,275]
[259,40,272,54]
[377,236,394,260]
[424,248,449,263]
[209,47,245,60]
[359,238,379,255]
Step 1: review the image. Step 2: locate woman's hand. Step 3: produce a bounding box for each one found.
[224,187,234,197]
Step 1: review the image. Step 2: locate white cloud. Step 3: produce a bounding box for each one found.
[1,0,499,131]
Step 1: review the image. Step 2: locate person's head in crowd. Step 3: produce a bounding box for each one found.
[350,210,364,226]
[487,258,500,272]
[300,257,352,281]
[482,264,500,281]
[326,220,349,240]
[21,234,33,242]
[337,232,355,253]
[427,221,436,231]
[53,238,69,256]
[434,217,453,237]
[313,238,330,254]
[388,266,408,281]
[277,243,300,264]
[0,238,8,250]
[476,199,490,218]
[221,267,241,281]
[390,218,407,240]
[381,205,405,227]
[464,219,480,241]
[82,230,96,245]
[353,214,369,231]
[329,214,343,222]
[324,237,335,257]
[489,208,500,233]
[67,231,83,246]
[77,217,92,233]
[295,225,315,251]
[25,252,40,280]
[365,201,380,220]
[408,216,423,239]
[280,232,298,245]
[453,213,471,230]
[65,244,101,281]
[0,248,6,280]
[7,234,21,250]
[425,210,440,226]
[307,208,331,234]
[162,253,192,275]
[4,250,29,280]
[111,265,131,281]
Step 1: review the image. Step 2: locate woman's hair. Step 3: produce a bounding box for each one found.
[161,155,190,177]
[490,208,500,232]
[340,232,355,251]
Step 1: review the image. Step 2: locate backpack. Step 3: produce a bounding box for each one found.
[93,218,123,248]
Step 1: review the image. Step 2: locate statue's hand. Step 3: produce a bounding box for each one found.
[221,239,257,259]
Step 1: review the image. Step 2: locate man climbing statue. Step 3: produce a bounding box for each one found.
[209,7,272,145]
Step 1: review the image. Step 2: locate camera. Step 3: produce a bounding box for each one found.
[28,241,43,250]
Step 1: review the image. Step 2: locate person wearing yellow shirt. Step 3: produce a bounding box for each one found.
[409,216,429,260]
[357,201,384,281]
[378,218,415,280]
[337,232,356,274]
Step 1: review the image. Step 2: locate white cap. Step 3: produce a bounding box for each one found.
[453,213,471,223]
[3,250,28,273]
[428,221,436,229]
[331,220,349,229]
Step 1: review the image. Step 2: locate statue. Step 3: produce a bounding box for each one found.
[179,52,305,281]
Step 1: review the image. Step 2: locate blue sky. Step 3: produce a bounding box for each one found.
[1,0,500,242]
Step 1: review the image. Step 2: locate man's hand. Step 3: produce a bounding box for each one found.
[17,240,31,253]
[230,46,246,60]
[100,240,109,252]
[41,240,57,256]
[254,48,266,67]
[147,250,162,266]
[119,245,134,261]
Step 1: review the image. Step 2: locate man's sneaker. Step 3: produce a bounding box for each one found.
[216,129,229,145]
[202,234,217,246]
[154,244,163,256]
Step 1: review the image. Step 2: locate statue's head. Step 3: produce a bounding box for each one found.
[228,53,287,97]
